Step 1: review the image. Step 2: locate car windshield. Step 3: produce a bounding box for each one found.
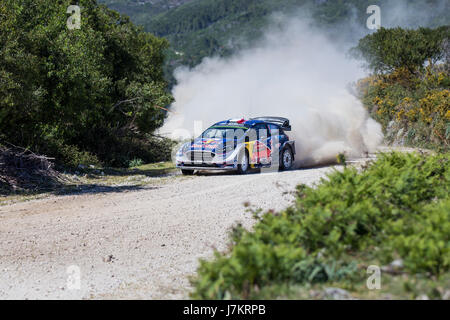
[201,126,248,139]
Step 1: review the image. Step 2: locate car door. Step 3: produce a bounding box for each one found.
[253,123,271,164]
[268,124,284,148]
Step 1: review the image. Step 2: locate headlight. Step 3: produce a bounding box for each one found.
[177,142,190,156]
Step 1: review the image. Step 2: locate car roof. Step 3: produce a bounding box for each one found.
[212,119,281,127]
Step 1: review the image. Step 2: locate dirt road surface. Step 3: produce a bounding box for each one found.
[0,158,371,299]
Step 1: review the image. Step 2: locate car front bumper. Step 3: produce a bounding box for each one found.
[176,148,241,171]
[176,164,237,171]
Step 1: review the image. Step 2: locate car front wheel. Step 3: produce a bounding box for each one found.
[237,150,250,174]
[280,147,293,170]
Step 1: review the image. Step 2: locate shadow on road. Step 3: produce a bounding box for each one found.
[54,184,158,196]
[192,163,341,177]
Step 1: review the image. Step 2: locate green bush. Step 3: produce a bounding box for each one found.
[0,0,173,168]
[38,136,101,169]
[191,152,450,299]
[386,199,450,275]
[352,26,449,74]
[357,66,449,150]
[353,26,449,151]
[128,158,144,168]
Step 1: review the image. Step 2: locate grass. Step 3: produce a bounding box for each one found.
[249,272,450,300]
[86,161,177,182]
[0,161,180,205]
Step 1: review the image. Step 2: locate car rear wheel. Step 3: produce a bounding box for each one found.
[280,147,293,170]
[237,150,250,174]
[181,169,194,175]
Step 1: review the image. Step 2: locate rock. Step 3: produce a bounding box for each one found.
[89,165,95,169]
[388,259,403,270]
[323,287,352,300]
[416,294,429,300]
[309,290,321,299]
[387,120,395,130]
[381,259,404,274]
[103,254,116,263]
[393,128,407,146]
[442,290,450,300]
[386,121,397,138]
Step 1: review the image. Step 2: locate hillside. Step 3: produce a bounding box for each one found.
[98,0,194,24]
[103,0,450,85]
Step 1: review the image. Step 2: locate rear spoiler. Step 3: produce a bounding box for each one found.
[251,117,292,131]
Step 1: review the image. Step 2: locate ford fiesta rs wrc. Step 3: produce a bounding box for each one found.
[176,117,296,175]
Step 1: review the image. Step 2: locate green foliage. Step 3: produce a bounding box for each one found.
[336,153,346,165]
[146,0,297,83]
[43,138,101,169]
[0,0,173,167]
[352,26,449,74]
[98,0,194,25]
[104,0,450,86]
[357,64,449,150]
[386,199,450,275]
[191,152,450,299]
[128,158,144,167]
[354,26,449,151]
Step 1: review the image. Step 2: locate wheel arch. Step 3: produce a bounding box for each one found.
[280,141,296,159]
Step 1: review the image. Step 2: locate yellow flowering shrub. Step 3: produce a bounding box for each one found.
[357,66,449,150]
[419,89,450,120]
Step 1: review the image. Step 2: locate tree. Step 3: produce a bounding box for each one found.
[351,26,450,74]
[0,0,173,166]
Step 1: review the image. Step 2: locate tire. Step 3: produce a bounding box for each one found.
[237,150,250,174]
[280,147,293,171]
[181,169,194,175]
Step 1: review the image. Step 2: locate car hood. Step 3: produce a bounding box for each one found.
[189,137,236,152]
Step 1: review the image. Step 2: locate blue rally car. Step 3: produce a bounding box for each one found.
[176,117,296,175]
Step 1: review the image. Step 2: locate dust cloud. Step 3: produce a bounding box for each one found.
[161,18,383,166]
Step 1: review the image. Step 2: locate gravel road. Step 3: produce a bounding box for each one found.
[0,161,366,299]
